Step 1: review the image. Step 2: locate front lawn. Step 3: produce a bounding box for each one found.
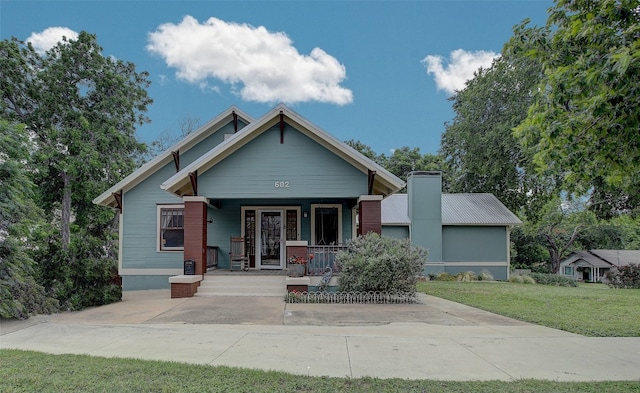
[417,281,640,337]
[1,350,638,393]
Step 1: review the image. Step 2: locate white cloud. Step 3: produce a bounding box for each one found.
[422,49,499,94]
[27,27,79,54]
[147,16,353,105]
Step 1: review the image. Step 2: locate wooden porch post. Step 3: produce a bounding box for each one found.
[183,196,208,275]
[357,195,382,236]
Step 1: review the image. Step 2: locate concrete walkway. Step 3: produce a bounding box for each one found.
[1,290,639,381]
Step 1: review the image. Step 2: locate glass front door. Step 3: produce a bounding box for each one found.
[258,210,283,269]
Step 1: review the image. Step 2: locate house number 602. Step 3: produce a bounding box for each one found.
[274,181,290,188]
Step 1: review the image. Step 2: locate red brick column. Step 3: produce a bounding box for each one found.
[183,197,207,275]
[358,195,382,236]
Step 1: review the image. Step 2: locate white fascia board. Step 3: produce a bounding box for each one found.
[93,106,254,207]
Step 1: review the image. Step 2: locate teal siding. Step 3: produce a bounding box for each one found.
[122,275,171,290]
[444,266,508,281]
[407,174,442,261]
[382,225,410,239]
[198,124,368,198]
[121,121,237,271]
[442,226,507,262]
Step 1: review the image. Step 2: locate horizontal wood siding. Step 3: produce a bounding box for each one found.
[382,225,410,239]
[198,124,368,198]
[442,226,507,262]
[120,121,234,271]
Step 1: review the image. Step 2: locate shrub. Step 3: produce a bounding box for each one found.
[529,272,577,287]
[478,270,494,281]
[604,263,640,289]
[430,272,456,281]
[337,233,427,293]
[456,271,477,282]
[522,275,536,284]
[509,275,524,284]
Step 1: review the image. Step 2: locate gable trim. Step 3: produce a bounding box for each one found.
[93,106,254,208]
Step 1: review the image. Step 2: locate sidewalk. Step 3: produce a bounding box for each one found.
[1,290,639,381]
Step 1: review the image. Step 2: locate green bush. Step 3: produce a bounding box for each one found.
[529,272,577,287]
[604,263,640,289]
[509,275,524,284]
[456,271,477,282]
[337,233,427,293]
[429,272,456,281]
[478,270,494,281]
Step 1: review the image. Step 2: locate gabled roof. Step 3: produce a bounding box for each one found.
[563,250,640,268]
[93,106,254,208]
[160,104,404,197]
[381,193,522,226]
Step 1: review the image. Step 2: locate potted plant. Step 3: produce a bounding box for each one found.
[287,255,307,277]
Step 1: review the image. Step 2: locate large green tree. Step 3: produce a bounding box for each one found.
[0,121,59,318]
[514,0,640,196]
[441,35,554,220]
[1,33,152,309]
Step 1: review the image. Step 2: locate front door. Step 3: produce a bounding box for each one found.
[258,210,284,269]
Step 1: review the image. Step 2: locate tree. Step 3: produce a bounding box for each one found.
[1,33,152,309]
[514,0,640,197]
[441,35,555,220]
[0,121,59,318]
[528,197,596,274]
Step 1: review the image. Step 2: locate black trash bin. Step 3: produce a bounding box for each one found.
[183,259,196,275]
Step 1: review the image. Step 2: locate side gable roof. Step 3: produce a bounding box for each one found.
[160,104,404,197]
[562,250,640,268]
[93,106,254,208]
[381,193,522,226]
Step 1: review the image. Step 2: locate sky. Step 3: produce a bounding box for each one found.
[1,0,553,156]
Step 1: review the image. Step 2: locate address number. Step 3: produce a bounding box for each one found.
[274,181,290,188]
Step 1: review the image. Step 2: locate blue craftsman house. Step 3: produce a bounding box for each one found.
[94,104,521,295]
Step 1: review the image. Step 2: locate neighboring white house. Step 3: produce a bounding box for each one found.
[559,250,640,282]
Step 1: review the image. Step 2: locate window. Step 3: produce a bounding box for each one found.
[311,204,342,245]
[158,205,184,251]
[564,266,573,276]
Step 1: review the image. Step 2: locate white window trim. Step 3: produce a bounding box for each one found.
[157,204,185,252]
[311,204,342,245]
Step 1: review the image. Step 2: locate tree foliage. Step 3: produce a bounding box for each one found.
[514,0,640,195]
[0,121,59,318]
[1,32,152,310]
[441,37,554,220]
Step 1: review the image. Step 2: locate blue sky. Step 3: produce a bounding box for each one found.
[1,1,552,155]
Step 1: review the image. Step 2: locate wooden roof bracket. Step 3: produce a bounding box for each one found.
[368,170,376,195]
[171,150,180,172]
[189,171,198,196]
[112,190,123,214]
[232,111,238,133]
[279,111,285,144]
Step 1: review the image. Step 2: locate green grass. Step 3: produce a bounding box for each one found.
[1,349,638,393]
[417,281,640,337]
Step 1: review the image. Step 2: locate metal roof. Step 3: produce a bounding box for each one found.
[381,193,522,226]
[441,194,522,225]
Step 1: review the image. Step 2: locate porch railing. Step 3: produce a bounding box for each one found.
[307,245,347,276]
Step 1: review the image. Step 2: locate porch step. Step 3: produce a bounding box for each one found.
[195,275,286,297]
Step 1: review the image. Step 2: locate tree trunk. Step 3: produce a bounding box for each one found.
[61,171,72,251]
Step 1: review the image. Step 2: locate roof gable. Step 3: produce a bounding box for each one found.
[93,106,254,208]
[161,104,404,197]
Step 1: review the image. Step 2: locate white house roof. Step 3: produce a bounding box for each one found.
[160,104,405,197]
[381,193,522,226]
[93,106,254,208]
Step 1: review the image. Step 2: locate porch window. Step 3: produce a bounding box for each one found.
[564,266,573,276]
[158,205,184,251]
[311,204,342,245]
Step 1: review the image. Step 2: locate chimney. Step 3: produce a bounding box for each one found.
[407,171,442,262]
